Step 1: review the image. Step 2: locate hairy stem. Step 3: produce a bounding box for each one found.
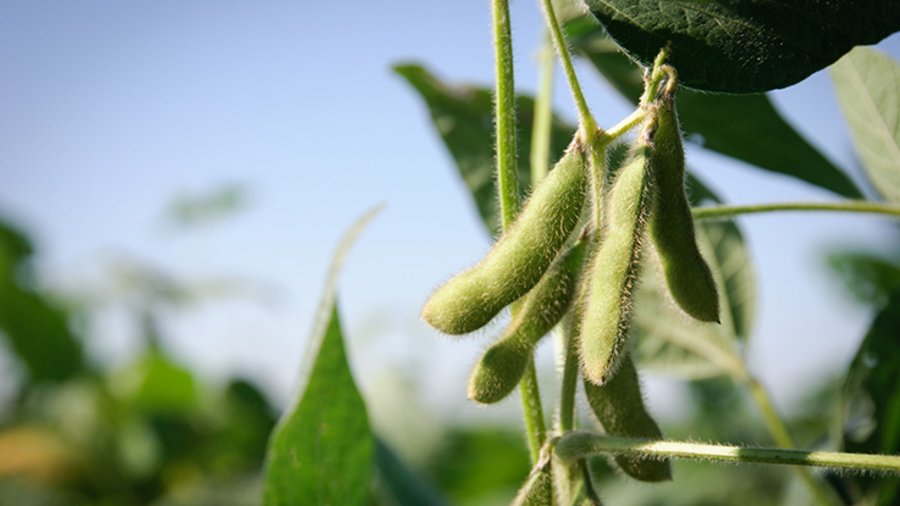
[539,0,596,141]
[491,0,547,465]
[521,360,548,464]
[557,316,579,433]
[693,201,900,220]
[492,0,519,229]
[742,374,839,505]
[599,107,649,147]
[539,0,608,230]
[555,432,900,474]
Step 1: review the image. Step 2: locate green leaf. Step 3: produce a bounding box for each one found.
[263,206,381,506]
[375,438,449,506]
[832,47,900,202]
[841,290,900,505]
[631,175,754,379]
[114,352,199,415]
[394,63,576,235]
[583,0,900,93]
[263,304,373,506]
[0,218,85,383]
[569,22,863,198]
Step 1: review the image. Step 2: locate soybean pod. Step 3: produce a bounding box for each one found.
[578,124,655,385]
[583,353,672,482]
[468,240,587,404]
[422,145,588,335]
[648,76,720,323]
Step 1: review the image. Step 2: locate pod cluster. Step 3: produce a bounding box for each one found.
[577,75,720,387]
[422,143,590,404]
[422,67,718,482]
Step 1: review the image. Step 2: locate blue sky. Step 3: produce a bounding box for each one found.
[1,1,898,427]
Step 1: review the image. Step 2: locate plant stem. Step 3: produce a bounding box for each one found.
[554,432,900,474]
[741,373,837,505]
[492,0,519,229]
[638,48,671,106]
[693,201,900,220]
[557,315,579,433]
[521,359,548,464]
[539,0,607,229]
[598,107,649,146]
[539,0,596,141]
[744,376,795,449]
[491,0,547,465]
[530,31,554,186]
[551,316,583,505]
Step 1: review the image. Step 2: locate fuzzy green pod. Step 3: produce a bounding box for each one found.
[422,147,588,335]
[578,131,654,385]
[583,353,672,482]
[648,87,720,323]
[468,241,587,404]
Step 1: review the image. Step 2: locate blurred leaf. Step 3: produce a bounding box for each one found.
[0,287,85,384]
[827,250,900,307]
[0,219,85,383]
[632,175,755,379]
[113,352,199,415]
[165,183,249,228]
[375,438,449,506]
[0,217,33,273]
[394,63,576,235]
[567,20,862,198]
[841,290,900,505]
[832,47,900,202]
[215,379,278,465]
[263,206,381,506]
[597,459,783,506]
[425,427,530,505]
[582,0,900,93]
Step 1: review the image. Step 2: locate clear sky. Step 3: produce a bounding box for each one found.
[1,1,899,429]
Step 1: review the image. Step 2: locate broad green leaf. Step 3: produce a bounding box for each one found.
[568,21,862,198]
[375,438,449,506]
[394,64,576,235]
[263,304,372,506]
[632,175,755,379]
[832,47,900,202]
[583,0,900,93]
[0,218,85,383]
[841,290,900,505]
[263,207,381,506]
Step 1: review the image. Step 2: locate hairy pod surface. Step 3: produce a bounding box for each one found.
[583,353,672,482]
[468,241,587,404]
[578,133,654,385]
[422,147,588,335]
[648,91,720,323]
